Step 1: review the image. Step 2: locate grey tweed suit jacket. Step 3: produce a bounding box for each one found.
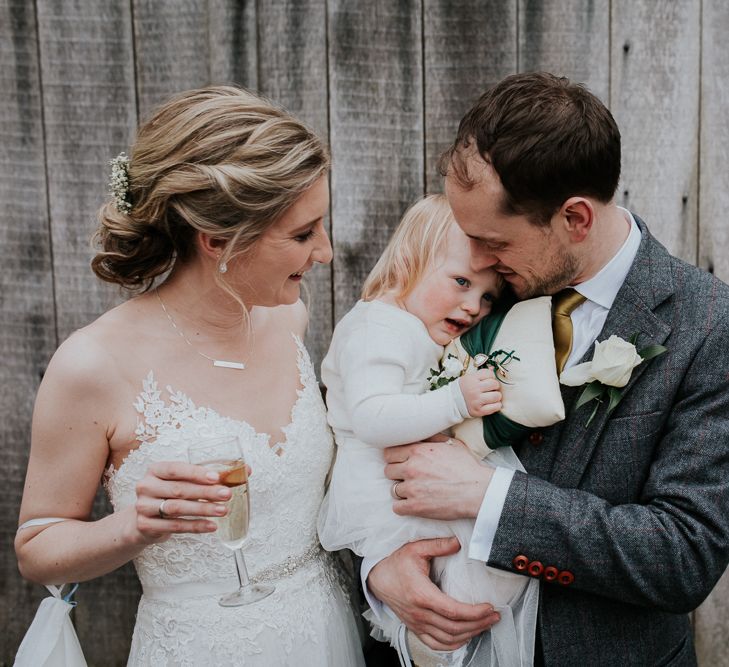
[488,216,729,666]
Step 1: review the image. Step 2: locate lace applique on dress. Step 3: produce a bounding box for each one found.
[104,334,365,666]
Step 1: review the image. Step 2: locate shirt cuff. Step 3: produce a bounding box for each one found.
[449,377,470,419]
[361,556,384,620]
[468,466,516,562]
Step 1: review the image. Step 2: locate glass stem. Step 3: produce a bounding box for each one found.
[233,549,251,589]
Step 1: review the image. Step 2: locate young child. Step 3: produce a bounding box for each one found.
[318,195,562,667]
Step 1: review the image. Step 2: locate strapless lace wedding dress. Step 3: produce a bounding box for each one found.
[105,336,365,666]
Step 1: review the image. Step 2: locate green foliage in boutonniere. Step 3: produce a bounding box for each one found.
[427,349,520,390]
[472,349,521,384]
[427,353,465,390]
[560,333,667,426]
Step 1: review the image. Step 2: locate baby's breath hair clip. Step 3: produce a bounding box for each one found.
[108,152,132,213]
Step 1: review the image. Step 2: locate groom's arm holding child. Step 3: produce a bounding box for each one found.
[368,302,729,650]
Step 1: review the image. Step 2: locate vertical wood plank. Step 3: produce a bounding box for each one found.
[519,0,609,102]
[0,0,57,659]
[257,0,332,370]
[34,2,139,663]
[694,6,729,662]
[36,2,137,341]
[610,0,700,262]
[696,567,729,666]
[328,0,424,321]
[133,0,211,118]
[208,0,258,88]
[423,0,517,194]
[698,0,729,283]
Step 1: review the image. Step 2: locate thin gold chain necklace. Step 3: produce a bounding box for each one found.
[155,288,246,370]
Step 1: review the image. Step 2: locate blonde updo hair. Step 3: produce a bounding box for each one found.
[92,85,330,291]
[361,194,455,301]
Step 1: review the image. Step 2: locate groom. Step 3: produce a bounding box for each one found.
[366,72,729,665]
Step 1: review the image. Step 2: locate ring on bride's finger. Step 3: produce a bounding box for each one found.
[390,481,405,500]
[158,499,171,519]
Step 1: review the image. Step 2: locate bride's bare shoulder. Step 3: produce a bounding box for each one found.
[46,296,152,391]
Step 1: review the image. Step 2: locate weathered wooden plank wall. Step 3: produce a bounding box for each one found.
[695,4,729,664]
[0,1,56,661]
[329,0,425,318]
[423,0,516,193]
[2,1,727,664]
[258,0,331,364]
[611,0,701,263]
[31,2,141,662]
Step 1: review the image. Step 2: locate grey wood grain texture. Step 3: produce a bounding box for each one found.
[696,564,729,666]
[518,0,609,102]
[133,0,211,118]
[258,0,332,371]
[208,0,258,88]
[0,0,58,660]
[328,0,425,321]
[34,2,139,663]
[423,0,517,194]
[610,0,700,262]
[698,0,729,284]
[36,1,136,341]
[694,8,729,662]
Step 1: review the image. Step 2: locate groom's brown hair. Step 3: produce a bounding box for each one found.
[440,71,621,226]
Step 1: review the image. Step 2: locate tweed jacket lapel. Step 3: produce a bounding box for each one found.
[545,217,674,488]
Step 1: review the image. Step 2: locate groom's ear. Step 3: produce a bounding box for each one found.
[559,197,594,244]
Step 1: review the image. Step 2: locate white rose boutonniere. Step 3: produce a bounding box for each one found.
[427,348,520,390]
[560,334,667,426]
[427,353,465,390]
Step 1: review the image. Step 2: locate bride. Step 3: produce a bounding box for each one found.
[15,86,365,666]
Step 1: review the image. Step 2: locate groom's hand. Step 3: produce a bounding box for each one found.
[368,538,500,650]
[385,438,493,520]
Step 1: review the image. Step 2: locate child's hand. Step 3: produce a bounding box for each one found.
[458,369,502,417]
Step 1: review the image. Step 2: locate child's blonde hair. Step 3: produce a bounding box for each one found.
[362,194,455,301]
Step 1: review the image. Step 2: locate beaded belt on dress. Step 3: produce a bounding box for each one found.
[142,543,325,600]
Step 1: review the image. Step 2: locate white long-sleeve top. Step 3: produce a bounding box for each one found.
[319,299,538,661]
[321,299,469,448]
[318,299,470,560]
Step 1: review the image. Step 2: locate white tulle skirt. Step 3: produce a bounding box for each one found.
[318,439,538,667]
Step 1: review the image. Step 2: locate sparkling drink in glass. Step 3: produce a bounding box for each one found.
[188,435,274,606]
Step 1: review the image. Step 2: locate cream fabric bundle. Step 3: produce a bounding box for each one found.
[446,295,565,459]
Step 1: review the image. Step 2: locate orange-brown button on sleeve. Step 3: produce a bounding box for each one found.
[528,561,544,577]
[558,570,575,586]
[543,566,559,582]
[528,431,544,445]
[513,555,529,571]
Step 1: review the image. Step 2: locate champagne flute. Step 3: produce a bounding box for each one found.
[188,435,274,606]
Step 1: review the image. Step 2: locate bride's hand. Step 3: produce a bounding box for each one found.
[132,461,238,544]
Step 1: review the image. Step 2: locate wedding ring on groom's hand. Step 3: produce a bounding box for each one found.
[390,481,405,500]
[158,499,171,519]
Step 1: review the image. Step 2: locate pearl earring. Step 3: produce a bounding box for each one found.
[219,261,228,274]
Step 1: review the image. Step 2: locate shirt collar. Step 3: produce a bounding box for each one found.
[573,208,641,310]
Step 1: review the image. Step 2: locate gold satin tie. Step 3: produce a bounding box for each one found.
[552,288,587,373]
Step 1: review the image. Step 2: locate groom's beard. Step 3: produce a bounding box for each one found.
[515,247,581,299]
